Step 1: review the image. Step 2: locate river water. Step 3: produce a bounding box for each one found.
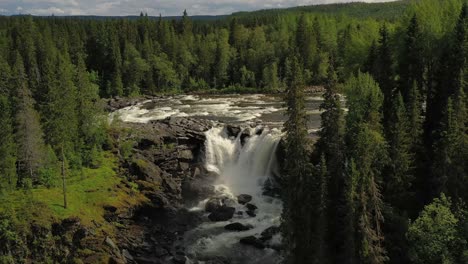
[113,94,325,263]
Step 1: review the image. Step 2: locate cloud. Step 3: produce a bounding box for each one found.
[0,0,396,16]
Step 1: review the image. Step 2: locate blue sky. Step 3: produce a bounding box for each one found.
[0,0,394,16]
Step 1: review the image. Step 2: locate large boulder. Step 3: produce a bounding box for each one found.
[237,194,252,205]
[205,198,223,213]
[182,179,215,203]
[224,222,253,231]
[260,226,280,241]
[208,206,236,222]
[226,125,241,138]
[239,236,265,249]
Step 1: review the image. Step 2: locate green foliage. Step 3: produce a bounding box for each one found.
[407,194,466,264]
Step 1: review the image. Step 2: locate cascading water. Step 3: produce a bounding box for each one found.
[183,126,284,264]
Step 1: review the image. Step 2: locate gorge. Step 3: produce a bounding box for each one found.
[108,94,323,263]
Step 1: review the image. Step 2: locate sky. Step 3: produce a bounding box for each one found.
[0,0,394,17]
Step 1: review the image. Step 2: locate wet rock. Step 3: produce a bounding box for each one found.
[260,226,280,241]
[239,236,265,249]
[208,206,236,222]
[154,247,169,257]
[226,125,241,137]
[205,198,223,213]
[245,203,257,211]
[240,130,250,146]
[246,211,256,217]
[182,179,215,203]
[237,194,252,205]
[224,222,254,231]
[222,198,237,208]
[173,255,187,264]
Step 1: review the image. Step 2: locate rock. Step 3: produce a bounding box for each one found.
[240,130,250,146]
[222,198,237,208]
[245,203,257,211]
[122,249,135,262]
[255,127,264,135]
[237,194,252,205]
[205,198,223,213]
[260,226,280,241]
[226,125,241,137]
[72,227,88,247]
[105,236,120,253]
[182,179,215,203]
[224,222,254,231]
[154,247,169,257]
[173,255,187,264]
[131,156,163,183]
[246,210,256,217]
[208,206,236,222]
[179,162,190,171]
[178,150,194,161]
[239,236,265,249]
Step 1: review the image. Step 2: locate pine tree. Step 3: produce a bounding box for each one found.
[282,55,313,264]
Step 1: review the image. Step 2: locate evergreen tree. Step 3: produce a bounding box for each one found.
[376,24,395,133]
[43,54,79,166]
[345,72,388,264]
[75,54,104,166]
[0,95,17,191]
[399,14,424,106]
[281,55,313,264]
[13,52,46,186]
[315,63,346,263]
[384,93,414,209]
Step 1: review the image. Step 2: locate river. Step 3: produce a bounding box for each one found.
[113,93,325,264]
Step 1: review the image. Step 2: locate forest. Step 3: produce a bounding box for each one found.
[0,0,466,263]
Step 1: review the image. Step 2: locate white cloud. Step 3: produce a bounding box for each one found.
[0,0,396,16]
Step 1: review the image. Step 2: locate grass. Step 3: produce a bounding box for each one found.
[0,152,147,229]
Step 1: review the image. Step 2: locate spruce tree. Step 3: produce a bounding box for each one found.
[316,63,346,263]
[399,14,424,106]
[0,95,17,191]
[281,55,313,264]
[344,72,388,264]
[376,24,395,133]
[13,52,46,186]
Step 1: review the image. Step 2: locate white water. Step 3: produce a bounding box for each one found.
[184,126,283,264]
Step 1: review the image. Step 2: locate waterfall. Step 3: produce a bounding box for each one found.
[204,126,281,198]
[184,126,283,264]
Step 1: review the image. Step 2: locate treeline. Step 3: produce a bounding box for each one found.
[282,1,467,264]
[0,1,420,191]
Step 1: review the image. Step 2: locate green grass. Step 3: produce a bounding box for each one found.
[0,152,146,228]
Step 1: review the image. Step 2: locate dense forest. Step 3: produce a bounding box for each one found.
[0,0,466,263]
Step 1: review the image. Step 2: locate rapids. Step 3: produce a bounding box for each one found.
[184,126,283,264]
